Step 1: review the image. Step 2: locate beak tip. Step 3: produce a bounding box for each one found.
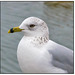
[8,30,11,33]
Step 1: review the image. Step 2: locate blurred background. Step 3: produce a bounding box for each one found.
[1,1,73,73]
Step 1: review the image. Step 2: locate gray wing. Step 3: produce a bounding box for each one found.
[48,40,74,74]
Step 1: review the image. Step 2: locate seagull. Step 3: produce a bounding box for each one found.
[8,17,73,73]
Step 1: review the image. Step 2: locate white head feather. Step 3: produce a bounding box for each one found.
[19,17,49,38]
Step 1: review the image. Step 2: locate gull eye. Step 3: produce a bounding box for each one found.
[29,24,35,28]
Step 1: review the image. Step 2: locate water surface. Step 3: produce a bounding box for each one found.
[1,2,73,73]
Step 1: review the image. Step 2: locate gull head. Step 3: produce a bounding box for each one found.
[8,17,49,38]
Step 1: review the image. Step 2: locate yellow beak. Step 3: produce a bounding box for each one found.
[8,26,24,33]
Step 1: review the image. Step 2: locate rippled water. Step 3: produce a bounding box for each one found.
[1,2,73,73]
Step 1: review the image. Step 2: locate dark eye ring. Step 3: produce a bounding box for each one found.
[30,24,35,27]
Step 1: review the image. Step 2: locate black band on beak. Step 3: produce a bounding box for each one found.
[10,28,14,33]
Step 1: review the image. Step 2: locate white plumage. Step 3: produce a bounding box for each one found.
[17,17,73,73]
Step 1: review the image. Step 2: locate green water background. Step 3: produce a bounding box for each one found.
[1,2,73,73]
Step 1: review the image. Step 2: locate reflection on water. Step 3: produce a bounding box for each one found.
[1,2,73,73]
[43,1,73,50]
